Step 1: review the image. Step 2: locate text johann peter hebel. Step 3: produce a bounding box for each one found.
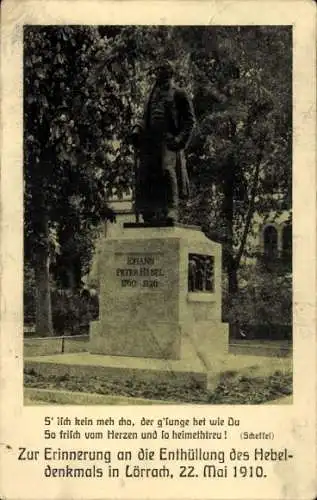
[116,254,164,289]
[17,416,294,480]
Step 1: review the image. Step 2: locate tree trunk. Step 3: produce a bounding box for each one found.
[222,156,238,296]
[228,258,239,295]
[34,219,53,337]
[234,145,264,270]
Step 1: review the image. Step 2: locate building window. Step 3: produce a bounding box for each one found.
[263,225,278,259]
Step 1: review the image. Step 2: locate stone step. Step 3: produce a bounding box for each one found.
[25,352,207,389]
[24,350,292,394]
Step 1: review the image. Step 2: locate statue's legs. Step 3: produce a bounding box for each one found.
[142,210,156,223]
[162,147,178,223]
[137,142,179,223]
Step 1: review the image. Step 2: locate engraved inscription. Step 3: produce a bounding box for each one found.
[115,253,164,289]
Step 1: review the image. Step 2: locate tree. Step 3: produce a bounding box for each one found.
[177,26,292,296]
[24,26,119,335]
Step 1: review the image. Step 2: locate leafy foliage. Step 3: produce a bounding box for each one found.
[180,27,292,291]
[24,26,292,332]
[223,263,292,327]
[24,26,119,263]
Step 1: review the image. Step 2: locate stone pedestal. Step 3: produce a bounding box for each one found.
[24,224,288,397]
[90,224,228,362]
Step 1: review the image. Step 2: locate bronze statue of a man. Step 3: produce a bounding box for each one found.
[131,61,195,224]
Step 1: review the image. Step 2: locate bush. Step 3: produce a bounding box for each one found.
[223,263,292,328]
[24,262,99,334]
[52,289,99,335]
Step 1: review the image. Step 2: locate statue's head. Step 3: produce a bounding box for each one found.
[154,60,174,86]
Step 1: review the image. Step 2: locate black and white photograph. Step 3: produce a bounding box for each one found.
[23,25,293,406]
[0,2,316,498]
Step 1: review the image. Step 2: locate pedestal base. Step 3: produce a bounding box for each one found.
[89,225,228,361]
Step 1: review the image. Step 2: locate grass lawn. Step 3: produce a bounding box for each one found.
[24,368,292,405]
